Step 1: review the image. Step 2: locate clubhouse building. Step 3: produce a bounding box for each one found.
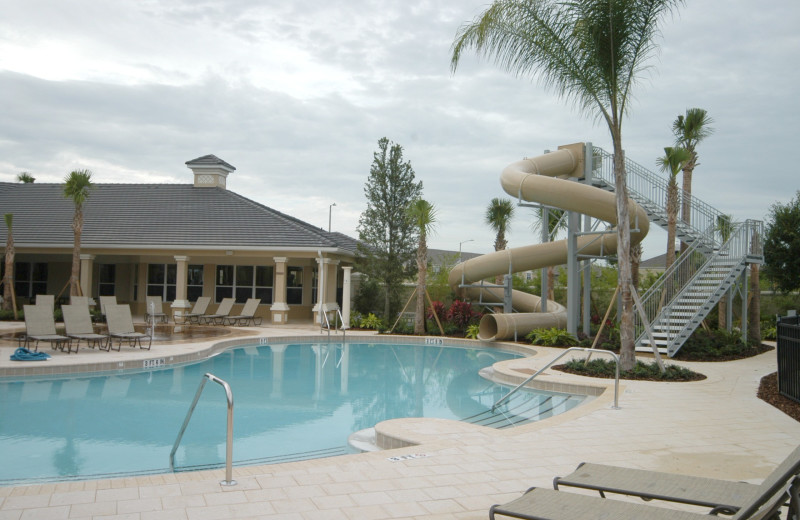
[0,155,358,325]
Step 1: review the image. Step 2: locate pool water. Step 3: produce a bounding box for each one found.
[0,342,585,485]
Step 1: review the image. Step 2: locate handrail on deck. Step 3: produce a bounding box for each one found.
[491,347,620,412]
[170,373,236,486]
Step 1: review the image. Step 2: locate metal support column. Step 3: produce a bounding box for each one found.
[581,143,593,335]
[741,267,749,342]
[566,193,580,335]
[540,209,549,313]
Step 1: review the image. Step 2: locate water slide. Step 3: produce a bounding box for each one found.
[448,143,650,341]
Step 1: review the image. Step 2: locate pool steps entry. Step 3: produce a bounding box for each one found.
[170,373,237,486]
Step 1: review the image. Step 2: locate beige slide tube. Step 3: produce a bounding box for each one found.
[448,144,649,341]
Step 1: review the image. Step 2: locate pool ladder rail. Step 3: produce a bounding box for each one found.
[491,347,620,412]
[321,308,348,341]
[170,373,236,486]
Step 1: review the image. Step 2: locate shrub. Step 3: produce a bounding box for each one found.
[349,311,363,329]
[427,301,446,323]
[563,358,703,381]
[361,313,384,330]
[0,309,22,321]
[676,328,762,361]
[526,327,578,347]
[465,324,480,340]
[446,300,480,330]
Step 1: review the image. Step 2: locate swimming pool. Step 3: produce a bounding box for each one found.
[0,341,585,485]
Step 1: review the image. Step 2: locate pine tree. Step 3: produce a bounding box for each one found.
[356,138,423,320]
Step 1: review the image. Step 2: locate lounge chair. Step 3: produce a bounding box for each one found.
[224,298,263,326]
[62,304,109,351]
[98,295,117,322]
[200,297,235,325]
[553,444,800,516]
[70,295,91,308]
[145,295,169,324]
[106,304,152,350]
[35,294,55,313]
[22,304,72,353]
[489,477,798,520]
[490,445,800,520]
[180,296,211,324]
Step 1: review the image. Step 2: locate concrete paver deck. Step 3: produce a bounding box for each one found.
[0,319,796,519]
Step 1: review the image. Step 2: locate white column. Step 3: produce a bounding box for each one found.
[171,255,191,322]
[79,254,95,299]
[270,257,290,323]
[342,266,352,328]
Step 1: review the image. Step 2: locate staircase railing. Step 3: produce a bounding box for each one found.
[593,148,723,250]
[633,220,759,350]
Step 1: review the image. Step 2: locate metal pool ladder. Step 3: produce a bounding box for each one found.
[170,373,236,486]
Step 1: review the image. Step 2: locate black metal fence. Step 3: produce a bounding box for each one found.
[777,314,800,403]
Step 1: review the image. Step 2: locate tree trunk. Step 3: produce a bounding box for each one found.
[414,236,427,334]
[547,265,555,301]
[666,180,678,270]
[748,263,761,344]
[679,158,695,255]
[494,232,506,285]
[718,293,727,330]
[631,242,641,290]
[70,210,83,296]
[613,140,636,371]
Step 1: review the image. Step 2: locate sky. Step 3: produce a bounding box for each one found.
[1,0,798,261]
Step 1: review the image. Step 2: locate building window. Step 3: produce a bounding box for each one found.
[287,266,303,305]
[147,264,177,301]
[14,262,48,299]
[98,264,116,296]
[187,265,203,302]
[216,265,273,304]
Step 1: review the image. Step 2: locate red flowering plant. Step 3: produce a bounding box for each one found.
[445,300,481,330]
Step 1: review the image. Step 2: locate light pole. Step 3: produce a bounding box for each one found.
[458,239,474,263]
[328,202,336,232]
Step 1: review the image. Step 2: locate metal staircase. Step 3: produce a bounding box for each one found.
[579,147,763,356]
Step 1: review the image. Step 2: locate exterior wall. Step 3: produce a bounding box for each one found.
[6,247,353,322]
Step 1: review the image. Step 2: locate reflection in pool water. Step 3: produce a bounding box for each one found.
[0,342,584,484]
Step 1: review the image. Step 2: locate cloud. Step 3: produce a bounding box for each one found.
[0,0,798,258]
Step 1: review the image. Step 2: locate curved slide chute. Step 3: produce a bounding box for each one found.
[448,143,649,341]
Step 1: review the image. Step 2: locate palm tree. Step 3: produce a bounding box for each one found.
[657,146,691,270]
[17,172,35,183]
[63,170,94,297]
[3,214,15,315]
[451,0,684,370]
[407,199,437,334]
[673,108,714,253]
[715,214,733,330]
[532,207,566,300]
[486,197,515,284]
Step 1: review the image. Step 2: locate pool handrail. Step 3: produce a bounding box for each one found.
[491,347,620,412]
[321,308,347,341]
[170,372,236,486]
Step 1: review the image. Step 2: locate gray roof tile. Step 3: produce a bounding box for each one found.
[0,182,357,253]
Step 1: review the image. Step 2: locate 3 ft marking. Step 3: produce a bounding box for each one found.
[143,358,165,369]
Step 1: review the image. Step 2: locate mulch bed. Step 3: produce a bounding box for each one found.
[757,372,800,423]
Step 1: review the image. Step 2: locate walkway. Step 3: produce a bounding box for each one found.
[0,319,796,520]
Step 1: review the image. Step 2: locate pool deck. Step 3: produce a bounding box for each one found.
[0,320,797,520]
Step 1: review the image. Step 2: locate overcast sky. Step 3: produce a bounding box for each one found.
[1,0,798,260]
